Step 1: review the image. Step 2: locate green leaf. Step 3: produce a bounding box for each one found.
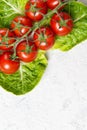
[0,0,28,27]
[53,1,87,51]
[0,53,48,95]
[0,0,48,95]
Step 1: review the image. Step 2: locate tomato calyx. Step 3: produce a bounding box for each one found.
[28,3,41,14]
[0,36,14,48]
[59,20,67,27]
[57,13,73,28]
[0,36,9,47]
[33,27,55,50]
[0,30,10,46]
[12,21,23,31]
[10,53,18,61]
[12,21,30,33]
[58,16,67,27]
[37,32,48,44]
[22,44,33,53]
[30,5,37,14]
[26,45,31,53]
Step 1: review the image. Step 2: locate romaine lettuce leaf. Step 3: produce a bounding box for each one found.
[53,1,87,51]
[0,53,47,95]
[0,0,28,27]
[0,0,48,95]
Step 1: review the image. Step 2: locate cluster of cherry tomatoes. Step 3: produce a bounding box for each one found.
[0,0,73,74]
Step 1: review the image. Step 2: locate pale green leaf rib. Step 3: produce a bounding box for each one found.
[1,0,22,14]
[0,0,28,27]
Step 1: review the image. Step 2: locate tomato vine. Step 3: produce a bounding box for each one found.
[0,0,74,74]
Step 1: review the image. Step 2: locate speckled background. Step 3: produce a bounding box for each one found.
[0,1,87,130]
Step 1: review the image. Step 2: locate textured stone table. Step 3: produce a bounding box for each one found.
[79,0,87,4]
[0,39,87,130]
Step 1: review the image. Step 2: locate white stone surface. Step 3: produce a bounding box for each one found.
[78,0,87,4]
[0,40,87,130]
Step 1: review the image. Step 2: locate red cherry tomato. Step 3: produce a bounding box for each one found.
[50,12,73,36]
[47,0,60,10]
[25,0,47,21]
[0,28,15,50]
[0,52,20,74]
[16,40,38,62]
[11,16,32,37]
[47,0,65,11]
[33,27,55,50]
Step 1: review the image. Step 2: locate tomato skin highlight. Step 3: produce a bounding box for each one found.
[0,28,15,50]
[11,16,32,37]
[0,52,20,74]
[50,12,73,36]
[16,40,38,62]
[34,27,55,50]
[25,0,47,21]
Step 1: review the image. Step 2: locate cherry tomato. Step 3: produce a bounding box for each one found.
[50,12,73,36]
[0,52,20,74]
[47,0,65,11]
[47,0,60,10]
[11,16,32,37]
[16,40,38,62]
[0,28,15,50]
[25,0,47,21]
[33,27,55,50]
